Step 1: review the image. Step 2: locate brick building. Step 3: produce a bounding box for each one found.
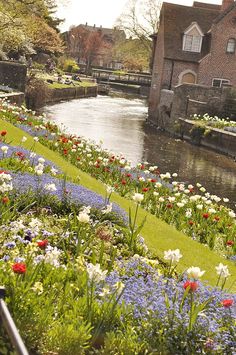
[149,0,236,122]
[64,24,126,71]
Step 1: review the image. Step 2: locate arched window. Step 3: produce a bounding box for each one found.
[179,70,197,85]
[226,38,236,53]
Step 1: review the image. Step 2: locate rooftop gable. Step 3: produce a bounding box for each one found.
[161,2,220,62]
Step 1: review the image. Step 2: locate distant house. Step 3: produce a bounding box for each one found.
[64,24,126,71]
[149,0,236,121]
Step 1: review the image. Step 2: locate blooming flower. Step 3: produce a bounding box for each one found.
[44,183,57,192]
[215,263,230,279]
[132,193,144,203]
[183,280,198,292]
[164,249,182,264]
[87,263,107,283]
[77,212,90,223]
[221,299,234,308]
[187,266,205,280]
[1,146,8,154]
[12,263,26,274]
[37,240,48,249]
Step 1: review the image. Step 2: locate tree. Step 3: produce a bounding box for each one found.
[115,0,161,52]
[66,26,110,74]
[0,0,64,57]
[112,38,150,72]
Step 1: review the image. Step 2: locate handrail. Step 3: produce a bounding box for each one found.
[0,287,29,355]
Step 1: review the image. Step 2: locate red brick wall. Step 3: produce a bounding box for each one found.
[148,11,165,121]
[167,60,199,88]
[198,8,236,86]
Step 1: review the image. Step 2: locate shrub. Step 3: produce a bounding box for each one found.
[58,56,80,73]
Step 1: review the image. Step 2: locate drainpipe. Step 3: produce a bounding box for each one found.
[168,60,174,90]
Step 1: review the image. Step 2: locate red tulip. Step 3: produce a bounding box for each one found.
[12,263,26,274]
[221,299,233,308]
[183,280,198,292]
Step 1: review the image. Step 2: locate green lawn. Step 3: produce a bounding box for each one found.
[48,82,97,89]
[1,118,235,290]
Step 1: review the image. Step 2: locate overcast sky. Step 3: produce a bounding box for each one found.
[57,0,222,31]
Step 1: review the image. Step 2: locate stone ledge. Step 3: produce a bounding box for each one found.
[178,118,236,158]
[0,92,25,106]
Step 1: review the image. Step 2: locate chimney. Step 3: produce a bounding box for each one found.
[221,0,234,12]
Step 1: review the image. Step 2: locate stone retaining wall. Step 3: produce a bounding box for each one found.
[0,92,25,106]
[46,86,97,103]
[0,61,27,92]
[177,118,236,158]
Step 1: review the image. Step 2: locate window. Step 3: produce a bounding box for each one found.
[183,35,202,52]
[182,22,203,53]
[226,38,236,53]
[212,78,230,87]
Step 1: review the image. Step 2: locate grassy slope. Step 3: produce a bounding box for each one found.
[1,118,235,290]
[48,82,97,89]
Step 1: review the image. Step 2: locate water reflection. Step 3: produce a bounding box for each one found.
[44,95,236,206]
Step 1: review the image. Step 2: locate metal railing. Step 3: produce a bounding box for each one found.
[0,287,29,355]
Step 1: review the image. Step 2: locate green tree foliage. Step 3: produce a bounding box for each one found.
[115,0,161,70]
[0,0,64,57]
[112,37,150,72]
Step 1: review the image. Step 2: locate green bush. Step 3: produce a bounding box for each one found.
[58,57,80,73]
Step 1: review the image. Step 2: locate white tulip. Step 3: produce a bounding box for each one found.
[187,266,205,279]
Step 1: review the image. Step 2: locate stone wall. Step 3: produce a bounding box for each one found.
[152,83,236,131]
[0,61,27,92]
[46,86,97,104]
[177,118,236,158]
[0,92,25,106]
[170,84,223,123]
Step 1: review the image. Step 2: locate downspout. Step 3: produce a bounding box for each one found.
[168,59,174,90]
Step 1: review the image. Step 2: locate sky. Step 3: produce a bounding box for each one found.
[56,0,222,32]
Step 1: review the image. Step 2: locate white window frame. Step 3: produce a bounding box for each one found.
[182,22,204,53]
[212,78,230,88]
[226,38,236,53]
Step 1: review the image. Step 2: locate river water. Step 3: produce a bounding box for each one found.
[44,94,236,206]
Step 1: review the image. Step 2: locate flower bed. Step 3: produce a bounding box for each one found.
[0,101,235,353]
[190,113,236,131]
[1,101,235,260]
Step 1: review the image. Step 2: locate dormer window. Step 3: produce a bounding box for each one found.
[182,22,203,53]
[226,38,236,53]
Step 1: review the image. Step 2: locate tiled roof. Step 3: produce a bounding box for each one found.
[162,2,220,62]
[213,2,236,24]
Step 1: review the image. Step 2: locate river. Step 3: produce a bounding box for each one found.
[44,94,236,207]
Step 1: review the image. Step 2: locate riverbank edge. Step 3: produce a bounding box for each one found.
[1,117,235,290]
[176,118,236,158]
[46,85,97,104]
